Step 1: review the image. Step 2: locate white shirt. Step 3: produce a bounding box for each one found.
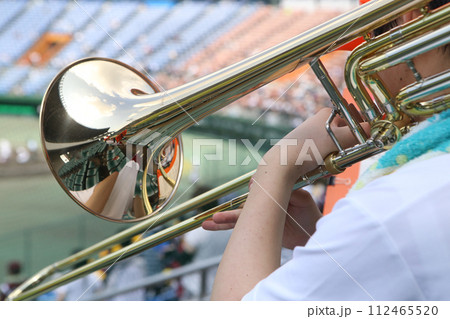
[243,153,450,301]
[56,272,103,301]
[106,256,147,301]
[182,228,232,299]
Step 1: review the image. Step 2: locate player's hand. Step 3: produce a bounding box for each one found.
[202,189,322,249]
[260,107,369,185]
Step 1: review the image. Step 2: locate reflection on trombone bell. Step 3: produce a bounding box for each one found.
[57,138,180,220]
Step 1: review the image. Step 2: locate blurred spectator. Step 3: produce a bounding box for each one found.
[0,261,24,301]
[55,250,104,301]
[15,146,30,164]
[104,237,147,301]
[138,230,178,301]
[180,186,232,300]
[181,227,231,300]
[26,139,39,161]
[0,139,12,164]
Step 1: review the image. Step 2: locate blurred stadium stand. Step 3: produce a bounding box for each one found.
[0,0,353,113]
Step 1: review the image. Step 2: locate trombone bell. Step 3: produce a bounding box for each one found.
[41,58,183,222]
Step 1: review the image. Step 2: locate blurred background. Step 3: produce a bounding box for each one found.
[0,0,357,300]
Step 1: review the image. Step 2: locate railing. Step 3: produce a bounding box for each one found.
[90,255,222,301]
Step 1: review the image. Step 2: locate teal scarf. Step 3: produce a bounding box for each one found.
[352,109,450,191]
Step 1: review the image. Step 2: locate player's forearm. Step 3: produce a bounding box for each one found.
[210,164,295,300]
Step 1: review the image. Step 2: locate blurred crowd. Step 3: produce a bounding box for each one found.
[0,138,40,166]
[25,226,230,301]
[152,51,348,128]
[0,261,23,301]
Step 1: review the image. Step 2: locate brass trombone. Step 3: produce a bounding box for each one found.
[8,0,450,300]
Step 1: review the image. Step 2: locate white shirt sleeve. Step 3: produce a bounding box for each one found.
[242,154,450,301]
[242,196,424,301]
